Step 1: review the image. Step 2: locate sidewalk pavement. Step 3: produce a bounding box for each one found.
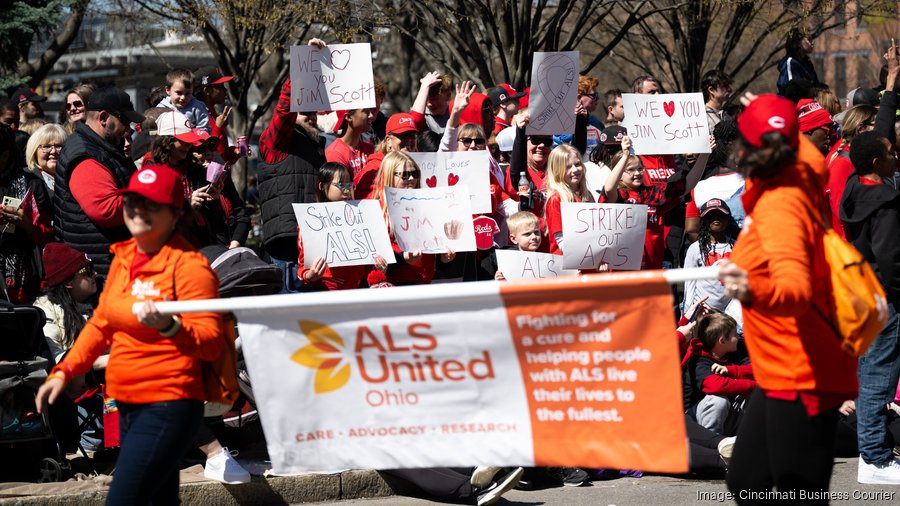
[0,467,393,505]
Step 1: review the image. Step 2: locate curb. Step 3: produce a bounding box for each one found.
[0,470,394,505]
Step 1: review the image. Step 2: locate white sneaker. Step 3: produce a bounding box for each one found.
[476,467,524,506]
[204,447,251,484]
[470,466,502,489]
[717,436,737,465]
[857,455,900,484]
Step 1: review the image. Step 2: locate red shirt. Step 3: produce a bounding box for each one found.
[259,80,296,165]
[325,138,374,177]
[69,159,126,228]
[598,184,673,270]
[297,228,369,290]
[639,155,676,187]
[824,142,852,238]
[545,192,585,255]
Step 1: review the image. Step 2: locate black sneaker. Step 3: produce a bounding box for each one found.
[546,467,590,486]
[476,467,524,506]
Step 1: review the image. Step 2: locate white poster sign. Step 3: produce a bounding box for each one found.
[384,186,477,253]
[407,151,491,214]
[526,51,579,135]
[495,250,578,280]
[293,200,395,268]
[622,93,711,155]
[561,203,648,270]
[289,43,376,111]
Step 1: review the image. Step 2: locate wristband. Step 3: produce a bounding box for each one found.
[159,315,182,337]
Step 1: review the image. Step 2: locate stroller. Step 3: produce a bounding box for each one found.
[0,302,71,482]
[200,246,282,427]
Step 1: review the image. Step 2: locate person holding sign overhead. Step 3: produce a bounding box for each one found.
[599,136,684,270]
[298,162,387,290]
[370,151,455,285]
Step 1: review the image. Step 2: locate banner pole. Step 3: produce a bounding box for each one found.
[134,266,720,315]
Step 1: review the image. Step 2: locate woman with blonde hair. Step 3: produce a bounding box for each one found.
[62,83,96,133]
[371,151,454,285]
[544,144,593,255]
[24,123,67,193]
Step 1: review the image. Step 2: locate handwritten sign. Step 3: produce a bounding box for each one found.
[289,43,376,112]
[407,151,491,214]
[561,203,648,270]
[526,51,579,135]
[292,200,394,268]
[495,250,578,280]
[622,93,710,155]
[384,186,477,254]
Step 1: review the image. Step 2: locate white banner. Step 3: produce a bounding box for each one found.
[495,250,578,280]
[384,186,476,253]
[526,51,579,135]
[289,43,376,111]
[407,151,492,214]
[292,200,395,268]
[234,274,689,474]
[622,93,711,155]
[561,203,648,271]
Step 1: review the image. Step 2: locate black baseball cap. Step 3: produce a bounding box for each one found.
[599,125,628,145]
[195,66,234,87]
[486,86,513,107]
[11,87,47,104]
[87,87,145,124]
[851,87,880,107]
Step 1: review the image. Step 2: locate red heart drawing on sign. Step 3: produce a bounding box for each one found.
[448,173,460,186]
[425,175,437,188]
[663,101,675,117]
[330,50,351,70]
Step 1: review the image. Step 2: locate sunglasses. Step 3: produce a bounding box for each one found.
[394,169,421,180]
[75,265,95,277]
[581,92,599,100]
[390,132,417,142]
[528,136,553,147]
[66,100,84,110]
[460,137,486,147]
[331,181,354,191]
[123,194,164,212]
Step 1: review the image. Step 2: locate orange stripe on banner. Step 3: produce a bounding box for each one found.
[500,270,688,473]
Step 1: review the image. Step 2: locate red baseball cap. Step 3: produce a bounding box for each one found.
[334,110,350,133]
[386,113,417,135]
[737,94,799,148]
[117,164,185,206]
[519,87,530,109]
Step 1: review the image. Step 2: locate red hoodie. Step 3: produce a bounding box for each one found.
[682,337,756,408]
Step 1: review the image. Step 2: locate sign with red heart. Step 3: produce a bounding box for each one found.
[621,92,710,155]
[408,151,492,213]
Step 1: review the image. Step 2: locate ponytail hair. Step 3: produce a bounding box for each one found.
[734,132,797,180]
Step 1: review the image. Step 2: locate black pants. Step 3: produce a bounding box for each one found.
[686,415,726,474]
[726,390,838,505]
[379,468,476,500]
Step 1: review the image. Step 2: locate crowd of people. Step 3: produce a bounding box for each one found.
[0,29,895,504]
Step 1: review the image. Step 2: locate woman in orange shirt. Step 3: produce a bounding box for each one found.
[719,94,857,502]
[37,164,223,505]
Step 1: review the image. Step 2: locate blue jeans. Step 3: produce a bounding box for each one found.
[858,302,900,465]
[271,258,313,293]
[106,400,203,506]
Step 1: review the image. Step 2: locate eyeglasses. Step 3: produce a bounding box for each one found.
[528,136,553,147]
[389,132,417,142]
[393,169,421,180]
[39,144,63,153]
[123,194,164,212]
[624,167,645,174]
[75,265,95,277]
[459,137,486,147]
[66,100,84,110]
[331,181,354,192]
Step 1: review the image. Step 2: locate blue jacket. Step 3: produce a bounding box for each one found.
[159,96,211,134]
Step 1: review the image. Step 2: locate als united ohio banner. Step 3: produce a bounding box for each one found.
[235,273,688,474]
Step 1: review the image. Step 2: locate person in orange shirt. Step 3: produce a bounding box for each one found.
[36,163,223,505]
[719,94,857,502]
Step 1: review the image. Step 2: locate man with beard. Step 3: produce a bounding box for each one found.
[55,86,144,276]
[257,73,326,292]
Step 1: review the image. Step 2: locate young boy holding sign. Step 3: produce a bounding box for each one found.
[599,136,684,270]
[487,211,542,280]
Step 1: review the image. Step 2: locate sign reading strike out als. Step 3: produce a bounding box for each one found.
[290,43,376,111]
[622,92,711,155]
[236,273,688,474]
[293,200,394,268]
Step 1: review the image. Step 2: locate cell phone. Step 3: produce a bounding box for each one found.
[687,296,709,322]
[2,195,22,233]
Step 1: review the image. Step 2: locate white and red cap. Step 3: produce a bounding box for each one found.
[386,113,417,135]
[737,94,799,149]
[155,110,205,145]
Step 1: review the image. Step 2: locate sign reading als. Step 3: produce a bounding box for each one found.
[622,93,710,155]
[293,200,394,268]
[561,203,648,271]
[289,43,375,111]
[495,250,578,280]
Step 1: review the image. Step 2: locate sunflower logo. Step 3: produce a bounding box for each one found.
[290,321,351,393]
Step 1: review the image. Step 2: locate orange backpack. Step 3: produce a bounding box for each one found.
[810,208,889,356]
